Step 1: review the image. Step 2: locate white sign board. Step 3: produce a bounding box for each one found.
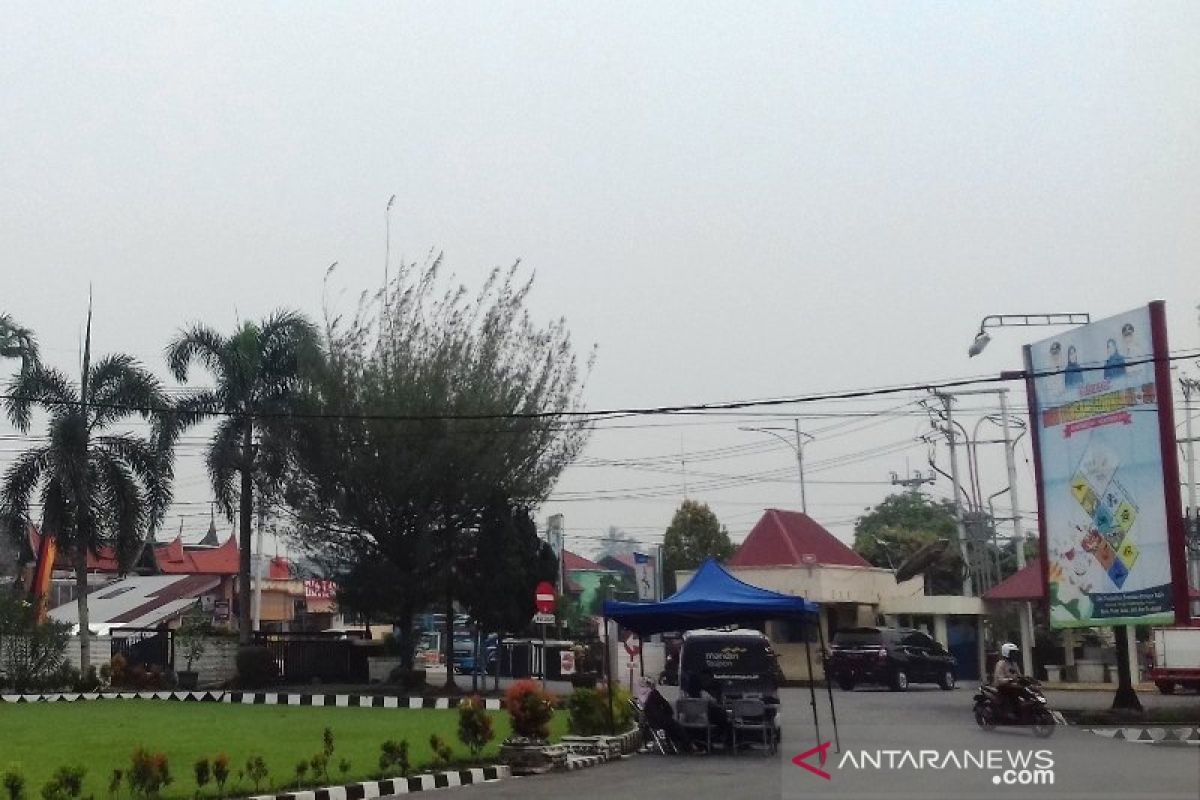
[532,612,555,625]
[1026,305,1177,627]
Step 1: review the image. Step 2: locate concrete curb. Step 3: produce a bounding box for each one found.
[1086,726,1200,745]
[0,691,502,710]
[248,766,511,800]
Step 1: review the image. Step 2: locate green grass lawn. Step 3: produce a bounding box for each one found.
[0,700,567,799]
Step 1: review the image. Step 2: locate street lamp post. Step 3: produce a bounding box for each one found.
[740,421,814,514]
[968,313,1091,358]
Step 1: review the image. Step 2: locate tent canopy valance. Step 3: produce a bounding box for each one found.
[602,558,819,635]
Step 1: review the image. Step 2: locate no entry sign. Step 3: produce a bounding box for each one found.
[534,581,556,614]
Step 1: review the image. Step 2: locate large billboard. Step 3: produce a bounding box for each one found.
[1024,302,1188,628]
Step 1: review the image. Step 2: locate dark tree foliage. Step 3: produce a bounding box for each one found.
[286,257,590,676]
[661,499,734,595]
[852,491,965,595]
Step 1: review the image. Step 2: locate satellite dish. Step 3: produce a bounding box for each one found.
[894,538,949,583]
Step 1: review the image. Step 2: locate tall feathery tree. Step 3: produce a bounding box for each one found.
[287,258,591,681]
[166,311,319,643]
[0,308,173,667]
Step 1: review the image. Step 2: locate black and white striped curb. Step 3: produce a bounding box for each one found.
[560,728,641,758]
[1087,727,1200,745]
[562,754,608,771]
[0,691,502,710]
[248,766,510,800]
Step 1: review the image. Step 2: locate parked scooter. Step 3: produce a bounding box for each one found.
[973,676,1058,738]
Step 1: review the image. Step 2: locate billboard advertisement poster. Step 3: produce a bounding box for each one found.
[634,551,655,600]
[1024,303,1186,628]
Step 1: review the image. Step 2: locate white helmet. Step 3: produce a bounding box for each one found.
[1000,642,1018,659]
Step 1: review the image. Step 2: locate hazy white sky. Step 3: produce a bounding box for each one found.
[2,2,1197,558]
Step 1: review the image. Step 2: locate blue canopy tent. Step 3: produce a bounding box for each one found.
[601,558,838,750]
[603,558,819,634]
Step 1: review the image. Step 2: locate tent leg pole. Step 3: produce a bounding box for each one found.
[816,617,840,752]
[802,618,822,749]
[638,645,644,679]
[604,598,615,735]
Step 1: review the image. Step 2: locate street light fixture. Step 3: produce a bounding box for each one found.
[967,313,1091,357]
[740,421,814,514]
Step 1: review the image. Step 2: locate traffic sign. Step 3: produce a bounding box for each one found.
[533,612,555,625]
[534,581,556,614]
[623,632,641,658]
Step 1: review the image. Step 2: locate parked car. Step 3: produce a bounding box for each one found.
[825,627,957,691]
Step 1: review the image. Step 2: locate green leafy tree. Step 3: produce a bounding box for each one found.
[166,311,319,642]
[661,499,734,594]
[287,258,590,682]
[1,313,173,668]
[852,491,965,595]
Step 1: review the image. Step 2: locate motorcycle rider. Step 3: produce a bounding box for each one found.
[992,642,1022,718]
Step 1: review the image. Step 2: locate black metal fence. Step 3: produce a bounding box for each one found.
[254,631,371,685]
[111,628,174,671]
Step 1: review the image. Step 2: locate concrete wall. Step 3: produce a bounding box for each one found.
[65,636,113,674]
[187,636,239,687]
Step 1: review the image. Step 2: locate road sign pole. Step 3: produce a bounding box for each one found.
[540,623,547,690]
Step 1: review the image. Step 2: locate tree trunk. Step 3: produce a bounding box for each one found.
[396,605,415,671]
[238,421,254,645]
[75,544,90,674]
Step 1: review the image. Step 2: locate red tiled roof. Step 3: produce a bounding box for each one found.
[268,556,291,580]
[983,559,1044,601]
[728,509,872,569]
[155,534,239,575]
[562,549,605,572]
[29,528,120,572]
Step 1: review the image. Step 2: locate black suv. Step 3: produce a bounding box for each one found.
[825,627,957,691]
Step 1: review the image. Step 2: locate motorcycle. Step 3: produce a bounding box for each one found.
[973,676,1059,738]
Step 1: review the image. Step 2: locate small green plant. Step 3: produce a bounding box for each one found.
[210,756,229,799]
[457,695,494,758]
[378,740,410,777]
[40,766,85,800]
[321,728,335,760]
[307,753,328,785]
[107,770,123,800]
[292,761,308,791]
[337,760,350,780]
[128,749,170,799]
[427,735,454,770]
[192,758,210,800]
[3,767,27,800]
[244,757,268,792]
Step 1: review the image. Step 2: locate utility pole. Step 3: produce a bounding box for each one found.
[998,389,1034,675]
[936,392,974,597]
[890,470,935,491]
[794,419,810,514]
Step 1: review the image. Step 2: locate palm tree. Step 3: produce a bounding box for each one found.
[0,313,173,668]
[166,311,318,643]
[0,313,39,375]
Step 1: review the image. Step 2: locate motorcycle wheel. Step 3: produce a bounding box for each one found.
[974,703,995,731]
[1032,710,1056,738]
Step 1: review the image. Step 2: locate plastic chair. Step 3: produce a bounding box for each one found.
[674,697,715,753]
[729,698,775,755]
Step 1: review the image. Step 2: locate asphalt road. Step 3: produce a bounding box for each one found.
[458,684,1200,800]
